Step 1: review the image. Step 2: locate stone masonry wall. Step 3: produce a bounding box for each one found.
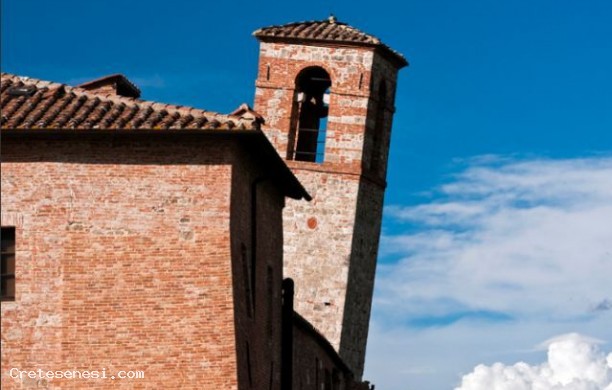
[254,40,401,378]
[282,171,360,351]
[0,134,280,389]
[339,178,386,374]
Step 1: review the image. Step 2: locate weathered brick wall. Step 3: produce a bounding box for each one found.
[292,313,351,390]
[254,41,401,378]
[291,313,376,390]
[255,42,375,170]
[1,134,286,389]
[230,145,286,390]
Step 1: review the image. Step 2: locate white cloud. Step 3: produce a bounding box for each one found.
[376,156,612,322]
[365,155,612,389]
[365,316,612,390]
[456,333,612,390]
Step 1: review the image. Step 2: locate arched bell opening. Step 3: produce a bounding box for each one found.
[288,67,331,163]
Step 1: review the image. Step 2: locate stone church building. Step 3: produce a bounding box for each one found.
[1,17,406,389]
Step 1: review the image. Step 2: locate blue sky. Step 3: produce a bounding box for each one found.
[3,1,612,389]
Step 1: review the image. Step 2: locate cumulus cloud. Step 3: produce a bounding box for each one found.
[365,155,612,390]
[456,333,612,390]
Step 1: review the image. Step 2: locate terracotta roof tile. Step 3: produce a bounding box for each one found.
[77,74,141,98]
[0,73,259,131]
[230,103,265,123]
[253,16,407,67]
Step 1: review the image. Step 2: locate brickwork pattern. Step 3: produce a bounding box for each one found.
[254,36,404,378]
[0,134,286,389]
[291,313,376,390]
[292,314,350,390]
[230,150,286,390]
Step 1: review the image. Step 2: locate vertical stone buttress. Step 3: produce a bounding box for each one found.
[253,18,407,378]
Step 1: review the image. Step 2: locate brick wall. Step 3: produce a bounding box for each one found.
[254,40,402,378]
[291,312,375,390]
[255,42,376,170]
[292,313,351,390]
[0,133,287,389]
[230,144,286,390]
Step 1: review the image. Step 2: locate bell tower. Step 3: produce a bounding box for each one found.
[253,16,407,378]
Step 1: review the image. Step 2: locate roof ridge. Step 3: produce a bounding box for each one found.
[1,72,245,124]
[1,73,255,130]
[254,18,348,31]
[77,73,141,99]
[1,72,66,90]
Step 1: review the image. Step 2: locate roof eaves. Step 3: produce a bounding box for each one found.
[1,127,309,201]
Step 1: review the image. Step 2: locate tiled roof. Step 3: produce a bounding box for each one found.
[77,74,141,99]
[229,103,265,123]
[0,73,259,130]
[253,16,407,67]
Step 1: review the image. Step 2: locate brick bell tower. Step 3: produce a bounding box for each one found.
[253,16,407,378]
